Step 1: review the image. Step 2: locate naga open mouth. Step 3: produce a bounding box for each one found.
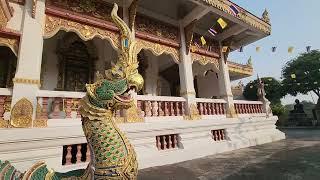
[114,86,136,103]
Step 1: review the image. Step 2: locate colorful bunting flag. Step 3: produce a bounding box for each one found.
[306,46,311,52]
[291,74,296,79]
[239,46,244,52]
[200,36,206,45]
[229,4,240,16]
[208,28,217,37]
[256,46,261,52]
[288,46,294,53]
[217,18,227,29]
[272,47,277,52]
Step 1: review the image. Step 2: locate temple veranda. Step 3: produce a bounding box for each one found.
[0,0,284,172]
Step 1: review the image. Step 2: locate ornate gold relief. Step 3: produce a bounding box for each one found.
[226,104,237,118]
[0,0,13,28]
[228,62,253,76]
[44,15,120,49]
[184,104,201,120]
[10,98,33,128]
[191,52,219,70]
[125,106,144,123]
[34,103,47,128]
[184,20,196,55]
[0,120,9,128]
[32,0,37,18]
[135,38,180,63]
[0,36,19,56]
[12,78,41,87]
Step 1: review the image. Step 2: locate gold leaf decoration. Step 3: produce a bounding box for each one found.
[10,98,33,128]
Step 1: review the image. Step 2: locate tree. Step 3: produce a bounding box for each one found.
[281,50,320,106]
[243,77,283,104]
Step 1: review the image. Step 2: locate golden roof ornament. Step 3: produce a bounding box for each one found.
[262,9,270,24]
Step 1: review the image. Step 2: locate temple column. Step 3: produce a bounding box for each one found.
[178,22,200,120]
[218,43,237,118]
[10,0,46,127]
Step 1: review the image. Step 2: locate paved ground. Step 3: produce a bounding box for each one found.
[138,129,320,180]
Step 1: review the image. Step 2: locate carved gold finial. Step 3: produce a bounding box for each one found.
[262,9,270,24]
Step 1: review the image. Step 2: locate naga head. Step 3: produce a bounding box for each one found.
[85,3,144,110]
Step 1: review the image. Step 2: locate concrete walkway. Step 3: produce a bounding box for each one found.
[138,129,320,180]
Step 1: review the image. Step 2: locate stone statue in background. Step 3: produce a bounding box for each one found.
[291,99,305,113]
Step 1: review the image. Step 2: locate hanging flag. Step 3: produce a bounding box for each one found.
[200,36,206,45]
[291,74,296,79]
[222,46,229,53]
[208,28,217,37]
[306,46,311,52]
[239,46,244,52]
[272,47,277,52]
[256,46,261,52]
[229,4,240,16]
[217,18,227,29]
[288,46,294,53]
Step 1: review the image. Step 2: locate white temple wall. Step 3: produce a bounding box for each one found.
[7,2,23,31]
[192,63,220,98]
[158,76,171,96]
[144,51,159,95]
[41,33,62,90]
[197,72,220,98]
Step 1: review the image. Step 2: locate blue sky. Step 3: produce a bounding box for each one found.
[228,0,320,104]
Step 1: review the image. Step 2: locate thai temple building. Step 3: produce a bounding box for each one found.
[0,0,284,173]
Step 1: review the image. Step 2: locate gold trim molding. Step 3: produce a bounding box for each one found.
[12,78,41,87]
[135,38,180,63]
[228,62,253,76]
[44,14,120,49]
[10,98,33,128]
[0,0,13,28]
[184,104,201,121]
[191,52,219,70]
[200,0,271,34]
[0,36,19,55]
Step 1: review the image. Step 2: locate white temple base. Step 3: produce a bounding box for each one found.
[0,116,285,172]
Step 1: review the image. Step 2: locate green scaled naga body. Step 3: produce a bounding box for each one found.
[0,3,143,180]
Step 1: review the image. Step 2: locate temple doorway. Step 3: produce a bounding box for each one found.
[0,46,17,88]
[138,50,180,97]
[56,33,97,92]
[192,62,220,99]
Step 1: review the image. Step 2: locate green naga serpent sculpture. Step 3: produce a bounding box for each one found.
[0,3,143,180]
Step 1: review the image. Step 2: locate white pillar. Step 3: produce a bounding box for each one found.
[218,43,237,118]
[178,22,199,119]
[10,0,46,126]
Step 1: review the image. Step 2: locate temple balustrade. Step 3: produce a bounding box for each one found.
[0,89,267,128]
[0,88,12,128]
[61,143,90,171]
[195,98,227,117]
[234,100,264,115]
[136,95,186,120]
